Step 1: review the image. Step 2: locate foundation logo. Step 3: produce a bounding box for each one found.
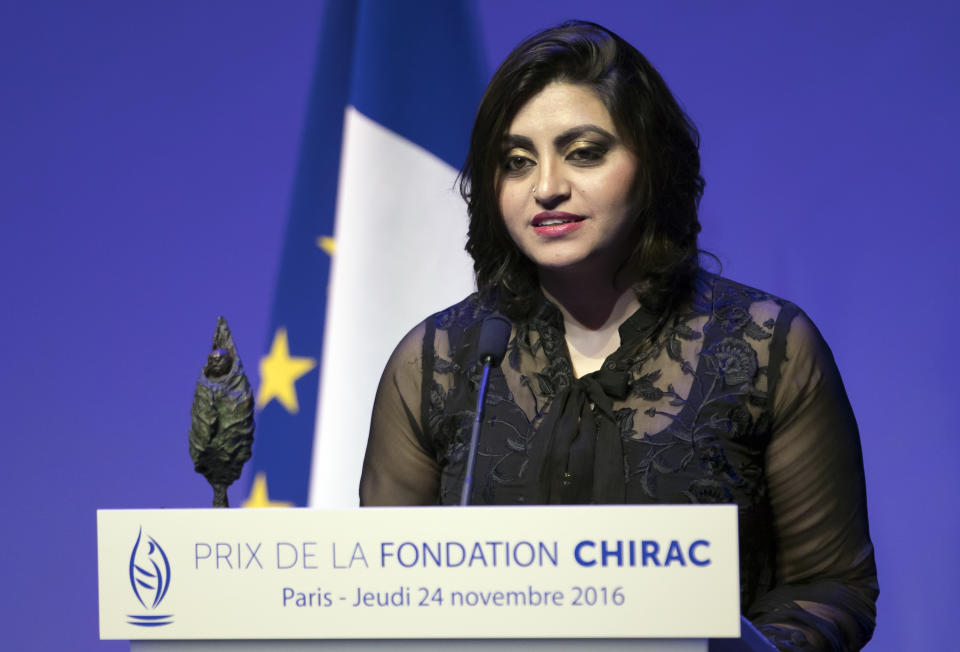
[127,527,173,627]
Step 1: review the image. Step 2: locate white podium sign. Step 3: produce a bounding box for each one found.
[98,506,739,640]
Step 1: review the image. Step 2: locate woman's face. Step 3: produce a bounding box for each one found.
[497,82,639,280]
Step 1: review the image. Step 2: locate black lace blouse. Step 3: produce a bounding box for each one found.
[361,273,877,651]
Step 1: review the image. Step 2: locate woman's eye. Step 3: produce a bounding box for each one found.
[568,145,606,164]
[503,155,534,173]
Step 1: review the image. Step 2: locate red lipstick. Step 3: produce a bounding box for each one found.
[531,211,586,237]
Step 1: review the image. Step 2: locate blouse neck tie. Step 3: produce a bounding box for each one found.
[544,367,629,504]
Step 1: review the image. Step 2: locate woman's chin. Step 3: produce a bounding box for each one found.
[531,250,623,283]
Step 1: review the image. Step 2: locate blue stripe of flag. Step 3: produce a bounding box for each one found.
[350,0,485,169]
[245,0,359,505]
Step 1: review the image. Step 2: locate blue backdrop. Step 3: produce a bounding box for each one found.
[0,1,955,649]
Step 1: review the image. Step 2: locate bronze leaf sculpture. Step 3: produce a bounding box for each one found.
[189,317,255,507]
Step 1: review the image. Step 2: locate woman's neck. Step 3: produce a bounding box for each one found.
[539,270,639,377]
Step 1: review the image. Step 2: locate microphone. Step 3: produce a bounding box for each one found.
[460,314,511,506]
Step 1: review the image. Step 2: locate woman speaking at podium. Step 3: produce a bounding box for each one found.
[360,21,877,651]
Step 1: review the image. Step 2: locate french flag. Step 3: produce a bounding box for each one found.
[247,0,485,508]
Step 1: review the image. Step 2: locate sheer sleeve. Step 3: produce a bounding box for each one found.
[359,321,440,506]
[747,311,878,650]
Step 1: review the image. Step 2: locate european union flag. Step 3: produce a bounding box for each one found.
[246,0,485,507]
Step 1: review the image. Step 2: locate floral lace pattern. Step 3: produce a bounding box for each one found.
[362,272,877,650]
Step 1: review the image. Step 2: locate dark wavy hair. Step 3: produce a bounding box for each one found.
[459,20,705,321]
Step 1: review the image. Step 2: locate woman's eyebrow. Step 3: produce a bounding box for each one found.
[503,124,615,153]
[503,134,535,152]
[554,124,615,148]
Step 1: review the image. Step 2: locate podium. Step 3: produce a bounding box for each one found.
[98,506,776,651]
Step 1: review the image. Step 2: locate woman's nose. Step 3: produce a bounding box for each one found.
[532,160,570,208]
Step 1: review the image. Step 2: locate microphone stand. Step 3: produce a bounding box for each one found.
[460,355,494,506]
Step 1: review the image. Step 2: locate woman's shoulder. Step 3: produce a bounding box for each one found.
[691,271,806,339]
[690,271,826,377]
[691,272,839,406]
[431,292,499,332]
[695,271,796,313]
[385,293,496,369]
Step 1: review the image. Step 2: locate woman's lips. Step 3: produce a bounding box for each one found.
[532,211,586,236]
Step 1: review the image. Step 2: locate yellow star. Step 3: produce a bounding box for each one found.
[316,236,335,255]
[257,327,316,413]
[243,472,293,508]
